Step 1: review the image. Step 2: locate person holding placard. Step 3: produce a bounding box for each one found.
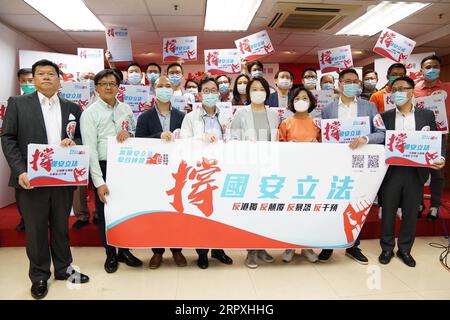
[319,68,385,265]
[81,69,143,274]
[232,74,251,106]
[1,59,89,299]
[379,76,445,267]
[370,63,406,113]
[414,54,450,222]
[179,77,233,269]
[267,70,294,109]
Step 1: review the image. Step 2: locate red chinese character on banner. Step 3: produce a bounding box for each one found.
[147,153,162,165]
[263,43,273,54]
[73,167,86,182]
[343,59,352,69]
[187,49,195,60]
[0,104,5,122]
[324,121,341,141]
[166,158,221,217]
[164,39,176,54]
[79,50,87,59]
[29,148,54,172]
[230,63,239,73]
[379,31,396,47]
[425,151,438,165]
[238,39,252,55]
[387,133,407,153]
[206,51,219,67]
[398,52,408,62]
[320,50,332,65]
[78,99,89,111]
[107,28,115,37]
[415,101,425,109]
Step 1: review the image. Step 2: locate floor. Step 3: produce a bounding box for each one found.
[1,236,449,300]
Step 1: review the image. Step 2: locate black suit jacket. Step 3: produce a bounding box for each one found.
[1,91,82,188]
[135,105,185,138]
[380,107,444,184]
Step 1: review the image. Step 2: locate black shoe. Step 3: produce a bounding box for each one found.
[117,249,143,267]
[55,269,90,283]
[104,253,118,273]
[378,250,394,264]
[426,207,439,222]
[197,254,209,269]
[16,218,25,232]
[345,247,369,265]
[211,250,233,265]
[396,250,416,267]
[72,220,89,230]
[31,280,48,299]
[318,249,333,262]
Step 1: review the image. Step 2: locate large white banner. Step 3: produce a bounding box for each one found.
[105,138,388,249]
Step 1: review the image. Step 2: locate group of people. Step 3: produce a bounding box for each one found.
[1,53,448,299]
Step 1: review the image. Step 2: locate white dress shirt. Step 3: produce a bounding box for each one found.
[337,97,358,119]
[38,91,61,144]
[395,106,416,131]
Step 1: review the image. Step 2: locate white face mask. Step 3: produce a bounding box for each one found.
[250,91,266,104]
[186,87,198,95]
[237,84,247,94]
[294,100,309,112]
[303,78,317,89]
[277,78,292,90]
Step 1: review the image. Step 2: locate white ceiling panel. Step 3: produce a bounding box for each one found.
[152,15,204,32]
[145,0,205,16]
[0,14,61,31]
[84,0,149,15]
[98,15,154,31]
[24,31,79,45]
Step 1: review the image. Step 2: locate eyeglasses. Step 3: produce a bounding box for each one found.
[97,82,118,88]
[391,87,412,93]
[202,89,218,94]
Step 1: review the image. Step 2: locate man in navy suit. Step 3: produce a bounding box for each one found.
[135,75,186,269]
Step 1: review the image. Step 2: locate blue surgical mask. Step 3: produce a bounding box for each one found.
[155,87,174,103]
[251,70,264,78]
[168,74,182,86]
[389,75,400,86]
[146,72,159,83]
[364,79,377,90]
[202,93,219,108]
[343,83,362,98]
[20,83,36,94]
[423,68,440,81]
[391,91,409,106]
[128,72,142,85]
[322,83,334,91]
[218,83,229,94]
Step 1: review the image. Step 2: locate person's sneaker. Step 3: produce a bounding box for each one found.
[318,249,333,263]
[426,207,439,222]
[345,247,369,265]
[301,249,318,263]
[72,220,89,230]
[282,249,295,263]
[246,251,258,269]
[257,250,274,263]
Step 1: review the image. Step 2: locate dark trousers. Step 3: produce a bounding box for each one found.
[16,187,74,283]
[93,161,127,256]
[196,249,225,256]
[428,135,447,208]
[320,236,360,255]
[152,248,182,254]
[380,167,423,254]
[14,188,23,217]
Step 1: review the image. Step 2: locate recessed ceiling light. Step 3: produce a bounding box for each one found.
[204,0,262,31]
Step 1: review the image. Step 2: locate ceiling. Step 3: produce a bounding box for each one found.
[0,0,449,67]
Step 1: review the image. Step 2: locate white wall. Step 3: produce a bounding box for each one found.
[0,21,51,207]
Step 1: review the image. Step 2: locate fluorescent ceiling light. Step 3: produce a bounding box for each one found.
[204,0,262,31]
[336,1,430,36]
[23,0,105,31]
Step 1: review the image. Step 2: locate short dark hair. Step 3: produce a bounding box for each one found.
[320,74,334,84]
[247,60,264,73]
[339,68,359,80]
[17,68,32,80]
[288,86,317,114]
[302,67,317,78]
[167,62,183,74]
[363,69,378,78]
[145,62,161,73]
[391,76,415,89]
[32,59,60,76]
[199,77,218,92]
[246,77,270,100]
[275,69,294,80]
[184,79,199,90]
[94,69,121,86]
[111,68,124,82]
[215,75,231,83]
[387,63,406,76]
[232,74,250,103]
[420,54,442,68]
[127,62,141,71]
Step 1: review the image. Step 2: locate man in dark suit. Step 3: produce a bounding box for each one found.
[1,59,89,299]
[135,75,187,269]
[379,76,445,267]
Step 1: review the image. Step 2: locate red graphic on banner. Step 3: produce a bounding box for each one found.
[343,59,352,69]
[206,51,219,67]
[342,200,372,243]
[379,31,396,47]
[238,39,252,55]
[398,52,408,62]
[425,151,439,165]
[164,39,176,54]
[187,49,196,60]
[121,120,129,131]
[29,148,54,172]
[387,133,407,153]
[107,28,115,37]
[73,167,87,182]
[117,85,125,102]
[320,50,332,65]
[263,43,273,54]
[79,50,87,59]
[324,121,341,141]
[78,99,89,111]
[166,158,221,217]
[231,63,240,73]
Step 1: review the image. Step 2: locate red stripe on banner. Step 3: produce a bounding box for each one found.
[163,56,197,63]
[106,211,312,249]
[321,67,340,73]
[245,52,274,62]
[373,47,398,62]
[208,69,240,75]
[29,176,88,187]
[385,157,430,167]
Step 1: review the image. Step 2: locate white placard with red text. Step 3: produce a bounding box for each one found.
[27,144,89,187]
[105,27,133,62]
[373,28,416,63]
[318,45,353,73]
[204,49,241,75]
[59,82,91,111]
[235,30,275,61]
[414,93,448,133]
[311,90,336,118]
[77,48,104,74]
[117,85,152,116]
[0,101,6,134]
[383,93,396,111]
[321,117,371,144]
[163,36,197,62]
